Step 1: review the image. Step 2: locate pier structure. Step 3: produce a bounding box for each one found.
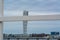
[0,0,60,40]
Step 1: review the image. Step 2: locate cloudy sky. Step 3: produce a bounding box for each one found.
[3,0,60,34]
[4,0,60,16]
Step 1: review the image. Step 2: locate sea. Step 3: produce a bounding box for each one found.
[4,39,58,40]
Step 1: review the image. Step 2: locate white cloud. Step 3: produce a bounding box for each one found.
[5,0,60,12]
[4,10,23,16]
[4,10,60,17]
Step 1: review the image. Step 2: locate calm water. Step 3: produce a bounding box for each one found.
[4,39,58,40]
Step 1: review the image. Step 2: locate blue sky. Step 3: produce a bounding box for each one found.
[3,0,60,34]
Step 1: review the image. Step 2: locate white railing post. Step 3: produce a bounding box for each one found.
[0,0,3,16]
[0,0,3,40]
[0,22,3,40]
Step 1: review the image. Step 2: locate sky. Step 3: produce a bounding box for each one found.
[4,0,60,16]
[3,0,60,34]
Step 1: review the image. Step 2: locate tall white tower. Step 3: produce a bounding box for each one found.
[23,10,28,36]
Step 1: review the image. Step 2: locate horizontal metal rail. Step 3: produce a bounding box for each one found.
[0,15,60,22]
